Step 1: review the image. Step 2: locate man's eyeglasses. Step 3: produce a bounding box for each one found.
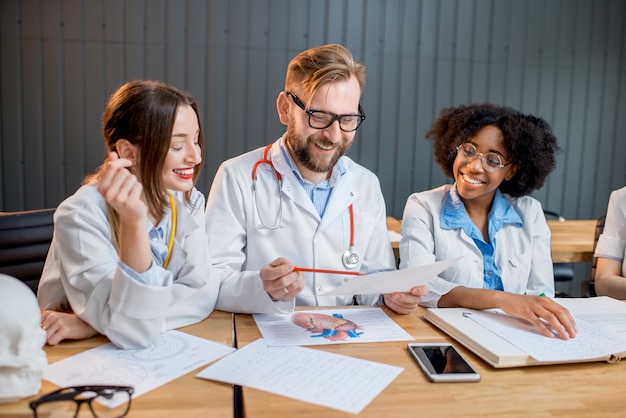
[287,92,366,132]
[30,385,134,418]
[456,142,513,173]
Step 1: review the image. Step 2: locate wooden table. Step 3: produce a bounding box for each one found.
[386,216,402,263]
[3,306,624,417]
[235,306,626,418]
[547,219,596,263]
[0,310,234,418]
[387,217,596,264]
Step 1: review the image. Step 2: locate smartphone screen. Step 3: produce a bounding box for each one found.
[407,343,480,382]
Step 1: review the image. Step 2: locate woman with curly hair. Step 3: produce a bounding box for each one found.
[399,103,577,340]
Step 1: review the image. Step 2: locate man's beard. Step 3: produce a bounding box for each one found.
[285,127,351,173]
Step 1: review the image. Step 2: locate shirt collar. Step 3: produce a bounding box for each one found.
[146,195,173,233]
[440,184,523,232]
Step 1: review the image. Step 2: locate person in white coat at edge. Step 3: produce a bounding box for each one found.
[594,186,626,299]
[399,103,577,339]
[206,44,427,314]
[37,80,219,349]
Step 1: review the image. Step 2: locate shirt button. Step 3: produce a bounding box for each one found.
[317,286,323,292]
[488,272,493,276]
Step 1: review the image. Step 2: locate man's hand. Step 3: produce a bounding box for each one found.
[260,257,306,301]
[383,285,429,314]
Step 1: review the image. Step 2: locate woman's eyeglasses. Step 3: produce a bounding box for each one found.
[456,142,513,172]
[30,385,134,418]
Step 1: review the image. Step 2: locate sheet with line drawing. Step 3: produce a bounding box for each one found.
[43,330,235,407]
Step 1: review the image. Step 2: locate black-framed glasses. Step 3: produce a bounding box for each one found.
[30,385,134,418]
[456,142,513,173]
[287,91,366,132]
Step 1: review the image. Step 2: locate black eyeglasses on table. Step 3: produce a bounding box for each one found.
[29,385,134,418]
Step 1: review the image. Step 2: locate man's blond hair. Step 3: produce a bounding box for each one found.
[285,44,365,107]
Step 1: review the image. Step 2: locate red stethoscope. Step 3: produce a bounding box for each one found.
[251,144,360,269]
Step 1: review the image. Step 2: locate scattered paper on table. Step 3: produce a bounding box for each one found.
[43,330,235,407]
[196,338,403,414]
[253,307,414,346]
[320,257,461,296]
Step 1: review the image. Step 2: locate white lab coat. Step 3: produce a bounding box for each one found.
[399,184,555,307]
[37,185,219,349]
[595,186,626,276]
[207,136,396,314]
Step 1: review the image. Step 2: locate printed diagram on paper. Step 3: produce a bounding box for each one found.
[43,330,235,406]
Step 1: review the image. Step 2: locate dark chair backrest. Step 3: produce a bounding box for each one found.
[0,208,55,294]
[543,209,575,288]
[579,215,606,297]
[585,215,606,297]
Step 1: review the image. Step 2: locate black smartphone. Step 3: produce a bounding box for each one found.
[407,342,481,383]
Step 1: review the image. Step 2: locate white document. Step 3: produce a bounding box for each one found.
[320,257,461,296]
[465,300,626,362]
[196,338,403,414]
[253,307,414,346]
[43,330,235,407]
[556,296,626,340]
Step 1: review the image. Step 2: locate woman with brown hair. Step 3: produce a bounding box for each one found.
[37,80,219,348]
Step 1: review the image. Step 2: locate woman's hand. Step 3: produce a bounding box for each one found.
[97,151,152,273]
[40,310,99,345]
[97,152,148,224]
[440,287,578,339]
[499,293,578,339]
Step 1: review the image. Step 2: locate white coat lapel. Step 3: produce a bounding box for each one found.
[318,168,355,229]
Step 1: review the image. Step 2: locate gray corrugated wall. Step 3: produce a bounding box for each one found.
[1,0,625,220]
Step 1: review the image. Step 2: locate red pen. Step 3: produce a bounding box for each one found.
[293,267,365,276]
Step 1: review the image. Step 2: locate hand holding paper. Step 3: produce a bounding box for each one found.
[319,257,461,296]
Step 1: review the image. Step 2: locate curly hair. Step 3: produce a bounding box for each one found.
[426,103,561,197]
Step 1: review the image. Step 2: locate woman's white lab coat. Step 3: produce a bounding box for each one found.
[206,136,396,314]
[595,186,626,277]
[37,185,219,349]
[399,184,555,307]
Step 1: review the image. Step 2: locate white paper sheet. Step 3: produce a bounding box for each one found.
[319,257,461,296]
[196,338,403,414]
[253,307,414,346]
[557,296,626,340]
[43,330,235,407]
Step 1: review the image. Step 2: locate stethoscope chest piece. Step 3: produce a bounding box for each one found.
[342,248,360,269]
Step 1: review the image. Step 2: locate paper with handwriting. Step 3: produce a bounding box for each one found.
[196,338,403,414]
